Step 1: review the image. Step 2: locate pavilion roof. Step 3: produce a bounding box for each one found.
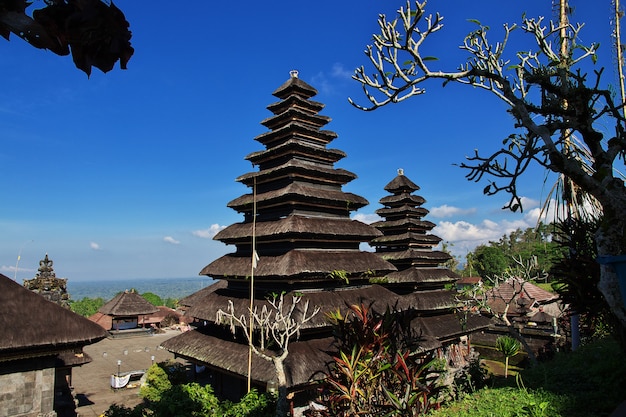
[98,290,159,316]
[0,274,106,361]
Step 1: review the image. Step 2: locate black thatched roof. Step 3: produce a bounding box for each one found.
[200,250,396,279]
[179,279,227,308]
[379,249,452,263]
[0,274,106,361]
[237,160,356,187]
[266,94,324,115]
[398,289,459,311]
[227,183,369,212]
[385,268,459,284]
[371,232,442,246]
[161,329,334,389]
[245,139,346,168]
[185,283,405,328]
[371,218,436,230]
[98,290,159,316]
[412,314,491,343]
[272,72,318,99]
[384,171,420,193]
[216,216,382,243]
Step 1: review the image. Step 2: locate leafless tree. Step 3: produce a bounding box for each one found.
[351,1,626,330]
[217,292,320,417]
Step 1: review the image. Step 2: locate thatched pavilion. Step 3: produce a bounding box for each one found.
[89,289,158,332]
[0,273,106,417]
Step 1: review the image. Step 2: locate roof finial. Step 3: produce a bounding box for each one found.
[290,69,299,78]
[398,168,404,176]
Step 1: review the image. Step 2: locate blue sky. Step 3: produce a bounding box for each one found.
[0,1,618,281]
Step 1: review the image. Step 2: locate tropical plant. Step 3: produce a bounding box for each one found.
[550,218,620,341]
[317,304,440,416]
[496,336,521,378]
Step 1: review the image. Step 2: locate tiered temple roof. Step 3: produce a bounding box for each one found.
[163,72,401,392]
[372,169,490,344]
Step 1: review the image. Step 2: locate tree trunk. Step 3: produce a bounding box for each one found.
[595,186,626,333]
[504,356,509,378]
[274,358,289,417]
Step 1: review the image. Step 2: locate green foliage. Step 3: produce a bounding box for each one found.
[68,296,105,317]
[152,383,219,417]
[140,363,172,403]
[427,386,567,417]
[472,246,508,279]
[142,291,164,306]
[319,304,440,416]
[103,404,142,417]
[464,224,565,280]
[521,337,626,417]
[429,338,626,417]
[495,336,521,378]
[110,380,275,417]
[328,269,349,284]
[550,219,619,340]
[220,389,277,417]
[164,297,178,309]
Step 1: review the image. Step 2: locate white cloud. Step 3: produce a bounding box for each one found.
[163,236,180,245]
[331,63,353,80]
[352,213,382,224]
[192,224,227,239]
[90,242,101,251]
[520,196,540,210]
[0,265,16,273]
[311,72,333,95]
[433,210,553,261]
[429,204,476,218]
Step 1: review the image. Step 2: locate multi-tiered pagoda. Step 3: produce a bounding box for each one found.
[371,170,489,351]
[163,72,399,400]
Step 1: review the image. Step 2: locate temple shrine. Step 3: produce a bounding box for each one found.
[371,170,489,353]
[162,72,484,406]
[23,253,71,308]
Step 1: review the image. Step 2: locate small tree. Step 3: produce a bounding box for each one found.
[456,256,545,365]
[495,335,521,378]
[216,292,320,417]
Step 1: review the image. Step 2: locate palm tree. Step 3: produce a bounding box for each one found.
[495,336,521,378]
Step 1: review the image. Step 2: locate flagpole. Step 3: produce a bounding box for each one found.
[247,173,257,392]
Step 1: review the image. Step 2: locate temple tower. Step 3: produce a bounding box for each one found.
[372,169,489,349]
[163,72,398,399]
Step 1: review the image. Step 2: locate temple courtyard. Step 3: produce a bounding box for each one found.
[69,330,186,417]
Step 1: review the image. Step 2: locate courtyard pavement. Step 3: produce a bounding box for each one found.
[71,329,187,417]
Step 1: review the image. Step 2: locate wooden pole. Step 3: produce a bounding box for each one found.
[247,174,257,392]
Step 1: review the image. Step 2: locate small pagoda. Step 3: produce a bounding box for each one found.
[371,170,490,355]
[23,253,70,308]
[163,72,401,401]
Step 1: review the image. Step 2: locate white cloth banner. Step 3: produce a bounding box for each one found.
[110,374,131,388]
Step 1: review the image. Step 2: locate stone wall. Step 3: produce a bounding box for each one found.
[0,357,56,417]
